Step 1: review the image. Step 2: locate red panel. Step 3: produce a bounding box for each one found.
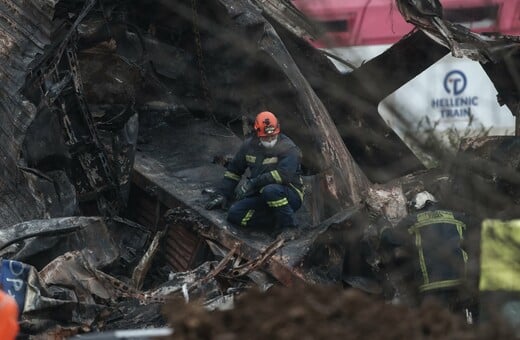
[292,0,520,47]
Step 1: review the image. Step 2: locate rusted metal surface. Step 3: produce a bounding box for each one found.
[200,244,239,285]
[127,184,169,234]
[192,219,308,287]
[130,163,211,272]
[162,207,312,287]
[164,222,208,272]
[230,238,285,278]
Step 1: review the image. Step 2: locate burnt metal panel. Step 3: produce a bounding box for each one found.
[127,176,209,272]
[0,0,57,225]
[165,223,209,272]
[127,184,165,233]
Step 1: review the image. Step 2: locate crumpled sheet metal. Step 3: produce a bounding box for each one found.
[0,217,113,316]
[40,250,123,303]
[22,262,79,314]
[143,261,221,303]
[0,216,125,334]
[23,256,224,334]
[21,251,155,333]
[0,216,103,252]
[395,0,520,63]
[19,254,107,334]
[5,217,119,272]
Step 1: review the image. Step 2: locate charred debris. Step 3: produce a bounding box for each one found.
[0,0,519,337]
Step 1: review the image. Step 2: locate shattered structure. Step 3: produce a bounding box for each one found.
[0,0,519,337]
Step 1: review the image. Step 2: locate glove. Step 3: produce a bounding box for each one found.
[235,179,256,201]
[205,194,227,210]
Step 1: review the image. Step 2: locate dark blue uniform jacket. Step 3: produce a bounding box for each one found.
[218,133,304,202]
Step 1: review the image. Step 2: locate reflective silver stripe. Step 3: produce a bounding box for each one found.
[270,170,282,184]
[410,215,467,290]
[415,230,429,285]
[290,184,304,202]
[224,171,241,181]
[245,155,256,163]
[241,209,255,226]
[262,157,278,165]
[420,279,462,292]
[411,211,466,232]
[417,210,455,221]
[409,218,466,233]
[267,198,289,208]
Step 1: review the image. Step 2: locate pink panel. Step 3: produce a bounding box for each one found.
[291,0,520,47]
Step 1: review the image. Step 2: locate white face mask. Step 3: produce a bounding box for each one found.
[260,136,278,148]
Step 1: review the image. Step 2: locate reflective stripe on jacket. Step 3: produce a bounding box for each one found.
[381,209,468,293]
[218,133,304,200]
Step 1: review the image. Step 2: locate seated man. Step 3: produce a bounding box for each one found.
[206,111,304,236]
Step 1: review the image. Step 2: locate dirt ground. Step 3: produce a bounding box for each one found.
[163,284,513,340]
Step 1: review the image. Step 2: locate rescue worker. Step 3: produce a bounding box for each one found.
[205,111,304,236]
[378,191,473,312]
[0,289,19,340]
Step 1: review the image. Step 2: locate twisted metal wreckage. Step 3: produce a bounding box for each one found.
[0,0,519,337]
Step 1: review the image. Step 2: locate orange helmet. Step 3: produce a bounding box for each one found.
[254,111,280,137]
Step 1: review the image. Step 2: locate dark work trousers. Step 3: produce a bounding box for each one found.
[227,184,301,229]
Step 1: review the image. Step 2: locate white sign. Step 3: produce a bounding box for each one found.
[379,54,515,138]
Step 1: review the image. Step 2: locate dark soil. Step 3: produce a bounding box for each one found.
[163,284,513,340]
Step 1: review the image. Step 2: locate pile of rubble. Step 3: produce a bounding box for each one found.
[165,285,514,340]
[0,0,519,338]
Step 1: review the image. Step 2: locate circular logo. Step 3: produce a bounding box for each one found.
[444,70,467,95]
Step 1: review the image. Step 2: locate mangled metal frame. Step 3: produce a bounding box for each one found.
[35,0,123,216]
[0,0,132,226]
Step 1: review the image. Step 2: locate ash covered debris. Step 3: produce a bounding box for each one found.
[0,0,519,338]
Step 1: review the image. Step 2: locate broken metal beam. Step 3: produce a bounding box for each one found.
[0,216,102,252]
